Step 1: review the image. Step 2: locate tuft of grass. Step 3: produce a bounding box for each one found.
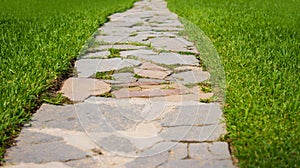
[134,74,146,79]
[200,95,218,103]
[107,48,121,58]
[0,0,137,162]
[41,93,73,105]
[167,0,300,167]
[116,67,134,73]
[97,92,114,98]
[94,71,115,80]
[198,82,212,93]
[129,32,138,37]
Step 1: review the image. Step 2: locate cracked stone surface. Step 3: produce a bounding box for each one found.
[4,0,233,167]
[60,77,111,102]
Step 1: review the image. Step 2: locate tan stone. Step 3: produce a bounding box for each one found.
[59,77,111,102]
[112,86,189,98]
[134,68,172,79]
[139,62,167,71]
[174,66,202,72]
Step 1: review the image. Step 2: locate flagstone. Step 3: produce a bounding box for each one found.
[59,77,111,102]
[138,52,199,65]
[134,68,171,79]
[174,66,202,72]
[172,70,210,84]
[80,51,110,59]
[75,58,141,78]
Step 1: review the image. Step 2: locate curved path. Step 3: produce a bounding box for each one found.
[4,0,234,167]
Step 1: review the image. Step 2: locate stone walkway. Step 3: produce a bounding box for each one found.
[4,0,234,167]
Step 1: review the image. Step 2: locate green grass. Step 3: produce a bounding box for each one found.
[94,71,115,80]
[167,0,300,167]
[0,0,136,161]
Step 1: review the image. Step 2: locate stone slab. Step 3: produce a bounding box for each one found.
[139,62,168,71]
[138,52,199,65]
[5,141,87,164]
[148,37,195,52]
[75,58,141,78]
[157,159,234,168]
[159,124,226,142]
[89,44,147,52]
[12,130,63,145]
[189,142,232,160]
[161,103,223,126]
[120,49,157,57]
[172,70,210,84]
[60,77,111,102]
[30,104,83,131]
[134,68,171,79]
[80,51,110,59]
[104,73,137,84]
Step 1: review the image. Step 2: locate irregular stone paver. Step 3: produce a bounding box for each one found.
[60,77,111,102]
[138,52,199,65]
[157,160,234,168]
[120,49,157,57]
[161,103,223,126]
[4,0,233,167]
[134,68,171,79]
[81,51,110,59]
[75,58,141,78]
[111,84,190,99]
[89,44,147,52]
[5,141,87,163]
[105,73,137,84]
[139,62,168,71]
[172,70,211,84]
[174,65,202,72]
[149,37,196,52]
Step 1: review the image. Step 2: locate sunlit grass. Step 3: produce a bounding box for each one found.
[167,0,300,167]
[0,0,136,161]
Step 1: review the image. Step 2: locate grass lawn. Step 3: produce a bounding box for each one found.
[167,0,299,167]
[0,0,136,161]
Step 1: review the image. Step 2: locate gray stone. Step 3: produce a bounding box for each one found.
[134,68,171,79]
[112,86,189,99]
[139,62,168,71]
[148,37,195,52]
[105,73,137,84]
[120,49,157,57]
[89,44,147,51]
[13,130,63,145]
[139,142,187,159]
[137,78,167,84]
[5,141,87,164]
[74,101,144,132]
[138,52,199,65]
[30,104,83,131]
[125,153,168,168]
[172,70,210,84]
[3,162,71,168]
[189,142,232,160]
[73,102,115,133]
[160,124,226,142]
[75,58,141,78]
[95,35,130,43]
[161,103,223,126]
[80,51,110,59]
[60,77,111,102]
[157,159,234,168]
[174,66,202,72]
[65,158,101,168]
[99,135,136,153]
